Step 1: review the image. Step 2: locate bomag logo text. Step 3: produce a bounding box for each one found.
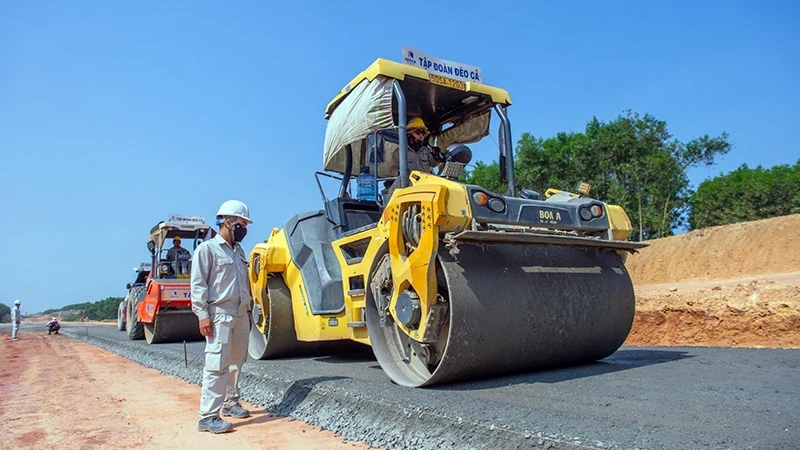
[539,210,562,221]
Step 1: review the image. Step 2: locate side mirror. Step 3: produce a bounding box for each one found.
[437,144,473,180]
[126,283,132,290]
[147,241,156,254]
[445,144,473,165]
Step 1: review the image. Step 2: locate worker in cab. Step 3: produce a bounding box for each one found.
[167,236,191,276]
[385,117,444,195]
[390,117,443,175]
[167,236,190,260]
[190,199,253,434]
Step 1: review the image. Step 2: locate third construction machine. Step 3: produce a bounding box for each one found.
[247,55,648,387]
[117,262,150,332]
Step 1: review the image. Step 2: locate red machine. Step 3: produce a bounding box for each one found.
[123,214,216,344]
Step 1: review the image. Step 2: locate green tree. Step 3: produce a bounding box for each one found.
[689,160,800,229]
[0,302,10,323]
[465,110,731,240]
[41,297,125,321]
[461,160,506,194]
[83,297,125,321]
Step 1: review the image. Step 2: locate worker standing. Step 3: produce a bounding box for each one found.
[190,200,254,434]
[11,299,21,341]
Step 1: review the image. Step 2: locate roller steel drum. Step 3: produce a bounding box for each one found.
[367,242,636,387]
[248,276,367,360]
[144,312,204,344]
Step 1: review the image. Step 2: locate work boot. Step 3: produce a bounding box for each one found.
[197,416,232,434]
[221,403,250,418]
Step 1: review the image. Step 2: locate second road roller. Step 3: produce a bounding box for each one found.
[247,54,648,387]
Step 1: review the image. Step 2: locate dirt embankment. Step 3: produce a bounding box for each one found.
[624,214,800,348]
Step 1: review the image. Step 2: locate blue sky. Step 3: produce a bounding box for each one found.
[1,1,798,313]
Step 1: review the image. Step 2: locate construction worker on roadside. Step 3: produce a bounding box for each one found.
[11,299,21,341]
[190,199,253,434]
[47,317,60,335]
[385,117,444,194]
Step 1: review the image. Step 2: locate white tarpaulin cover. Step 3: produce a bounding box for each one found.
[323,76,394,175]
[323,74,494,178]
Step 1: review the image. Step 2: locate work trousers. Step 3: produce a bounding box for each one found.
[11,322,19,339]
[198,313,249,420]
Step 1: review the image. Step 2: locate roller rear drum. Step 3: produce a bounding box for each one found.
[144,312,204,344]
[248,275,365,360]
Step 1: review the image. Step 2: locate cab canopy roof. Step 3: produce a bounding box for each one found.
[147,214,215,249]
[323,58,512,178]
[134,262,152,273]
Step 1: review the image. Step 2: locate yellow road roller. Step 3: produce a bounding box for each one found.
[248,55,647,387]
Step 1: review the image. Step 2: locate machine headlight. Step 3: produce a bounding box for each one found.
[160,264,169,273]
[579,208,593,221]
[590,204,603,217]
[487,197,506,213]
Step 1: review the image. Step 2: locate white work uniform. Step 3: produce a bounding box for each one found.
[191,233,252,420]
[11,306,20,340]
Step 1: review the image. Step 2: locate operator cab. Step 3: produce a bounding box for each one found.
[126,262,152,290]
[319,130,477,239]
[318,59,502,240]
[146,215,216,280]
[314,156,383,239]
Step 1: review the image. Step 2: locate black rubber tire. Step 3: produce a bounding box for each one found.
[126,285,146,340]
[117,300,126,331]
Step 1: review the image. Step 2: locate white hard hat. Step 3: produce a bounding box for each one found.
[216,200,253,224]
[14,299,20,305]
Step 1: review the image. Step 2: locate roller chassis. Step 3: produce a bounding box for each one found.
[250,171,645,387]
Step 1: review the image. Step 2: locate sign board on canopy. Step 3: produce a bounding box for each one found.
[168,214,205,224]
[401,46,483,85]
[139,262,152,271]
